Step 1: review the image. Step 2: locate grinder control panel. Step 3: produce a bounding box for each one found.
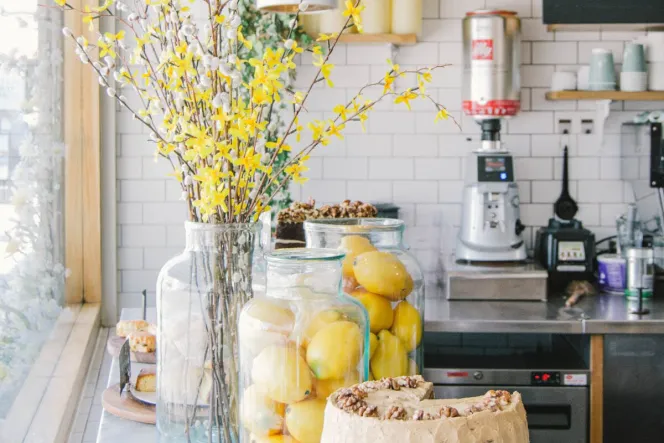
[477,155,514,182]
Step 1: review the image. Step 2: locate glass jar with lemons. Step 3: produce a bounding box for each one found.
[304,219,424,381]
[238,249,370,443]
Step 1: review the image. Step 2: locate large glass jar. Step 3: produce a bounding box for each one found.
[304,218,424,380]
[238,249,369,443]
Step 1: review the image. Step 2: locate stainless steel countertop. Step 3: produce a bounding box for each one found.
[424,292,664,334]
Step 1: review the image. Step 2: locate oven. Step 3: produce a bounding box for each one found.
[423,333,590,443]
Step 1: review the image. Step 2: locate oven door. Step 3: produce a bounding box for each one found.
[433,385,588,443]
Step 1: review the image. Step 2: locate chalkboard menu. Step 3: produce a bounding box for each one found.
[543,0,664,25]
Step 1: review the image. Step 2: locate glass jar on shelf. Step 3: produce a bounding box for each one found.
[304,218,424,380]
[238,249,370,443]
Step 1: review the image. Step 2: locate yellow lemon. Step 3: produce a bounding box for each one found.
[252,346,313,404]
[390,300,422,352]
[241,384,285,436]
[239,299,295,355]
[369,333,378,358]
[340,235,376,278]
[370,330,408,379]
[285,398,326,443]
[353,251,413,301]
[302,309,344,347]
[315,370,360,399]
[306,321,362,380]
[355,290,394,333]
[250,435,299,443]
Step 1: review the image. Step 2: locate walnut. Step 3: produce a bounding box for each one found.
[465,403,484,415]
[439,406,459,418]
[484,390,511,405]
[383,405,406,420]
[357,404,378,417]
[412,410,435,421]
[398,376,421,389]
[390,378,402,391]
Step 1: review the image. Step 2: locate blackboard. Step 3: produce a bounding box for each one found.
[543,0,664,25]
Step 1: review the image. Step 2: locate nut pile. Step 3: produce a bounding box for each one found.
[277,199,377,223]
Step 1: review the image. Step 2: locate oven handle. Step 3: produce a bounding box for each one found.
[526,404,571,430]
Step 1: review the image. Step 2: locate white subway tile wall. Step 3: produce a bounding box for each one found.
[114,0,661,311]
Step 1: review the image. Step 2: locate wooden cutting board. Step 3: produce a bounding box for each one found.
[107,335,156,364]
[102,384,156,424]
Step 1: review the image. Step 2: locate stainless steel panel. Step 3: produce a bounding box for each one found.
[424,368,589,386]
[433,385,588,443]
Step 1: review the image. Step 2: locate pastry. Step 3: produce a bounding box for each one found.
[321,375,529,443]
[135,368,156,393]
[116,319,150,338]
[128,331,156,353]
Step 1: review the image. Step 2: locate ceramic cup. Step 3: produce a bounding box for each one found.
[649,62,664,91]
[621,71,648,92]
[623,43,647,73]
[551,71,577,91]
[577,66,590,90]
[589,48,617,90]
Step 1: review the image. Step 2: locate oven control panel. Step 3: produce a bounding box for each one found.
[531,371,561,386]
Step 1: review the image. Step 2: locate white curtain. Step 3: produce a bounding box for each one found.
[0,0,67,416]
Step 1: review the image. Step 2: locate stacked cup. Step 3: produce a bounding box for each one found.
[589,48,617,90]
[621,43,647,92]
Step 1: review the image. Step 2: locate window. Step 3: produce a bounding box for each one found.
[0,0,66,417]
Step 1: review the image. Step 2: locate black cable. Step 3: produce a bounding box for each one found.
[595,235,617,246]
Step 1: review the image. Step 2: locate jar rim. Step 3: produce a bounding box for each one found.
[303,218,405,233]
[265,248,345,263]
[184,220,260,231]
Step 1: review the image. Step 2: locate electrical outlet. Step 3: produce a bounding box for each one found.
[581,119,594,134]
[557,119,572,135]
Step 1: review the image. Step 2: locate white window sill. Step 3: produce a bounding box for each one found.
[0,303,100,443]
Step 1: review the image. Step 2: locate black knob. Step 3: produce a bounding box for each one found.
[473,371,483,380]
[515,219,526,236]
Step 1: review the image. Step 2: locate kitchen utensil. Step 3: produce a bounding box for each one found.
[456,121,527,262]
[616,204,643,255]
[554,146,578,221]
[620,71,648,92]
[622,42,647,73]
[625,247,654,298]
[597,254,627,294]
[577,66,590,90]
[565,280,596,307]
[535,146,596,291]
[648,62,664,90]
[589,48,616,90]
[551,71,577,91]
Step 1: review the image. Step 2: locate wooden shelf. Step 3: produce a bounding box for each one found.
[546,90,664,101]
[330,33,417,45]
[547,23,664,32]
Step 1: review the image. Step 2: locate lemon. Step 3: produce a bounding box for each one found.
[306,321,362,380]
[355,290,394,333]
[250,435,299,443]
[241,384,285,436]
[252,346,313,404]
[353,251,413,301]
[342,275,359,293]
[302,309,344,347]
[340,236,376,278]
[239,299,295,355]
[369,333,378,358]
[370,330,408,379]
[315,370,360,399]
[285,398,326,443]
[390,300,422,352]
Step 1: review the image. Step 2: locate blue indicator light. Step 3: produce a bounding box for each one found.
[500,172,507,180]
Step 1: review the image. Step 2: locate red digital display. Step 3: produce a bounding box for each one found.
[531,372,560,386]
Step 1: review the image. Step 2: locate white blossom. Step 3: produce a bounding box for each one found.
[106,87,116,97]
[226,28,237,39]
[169,11,178,23]
[228,54,237,64]
[289,19,298,29]
[229,0,238,9]
[128,13,138,22]
[299,1,310,11]
[184,175,193,186]
[149,131,159,141]
[284,39,295,50]
[199,76,212,89]
[230,15,241,28]
[62,27,73,37]
[181,23,195,36]
[180,191,188,200]
[103,55,114,67]
[212,94,224,108]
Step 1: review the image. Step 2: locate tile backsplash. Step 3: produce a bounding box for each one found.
[114,0,663,311]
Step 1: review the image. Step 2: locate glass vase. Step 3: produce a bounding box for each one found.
[156,221,260,443]
[238,249,370,443]
[304,218,425,379]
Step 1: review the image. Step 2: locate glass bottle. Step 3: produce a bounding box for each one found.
[304,218,424,379]
[238,249,370,443]
[156,222,260,443]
